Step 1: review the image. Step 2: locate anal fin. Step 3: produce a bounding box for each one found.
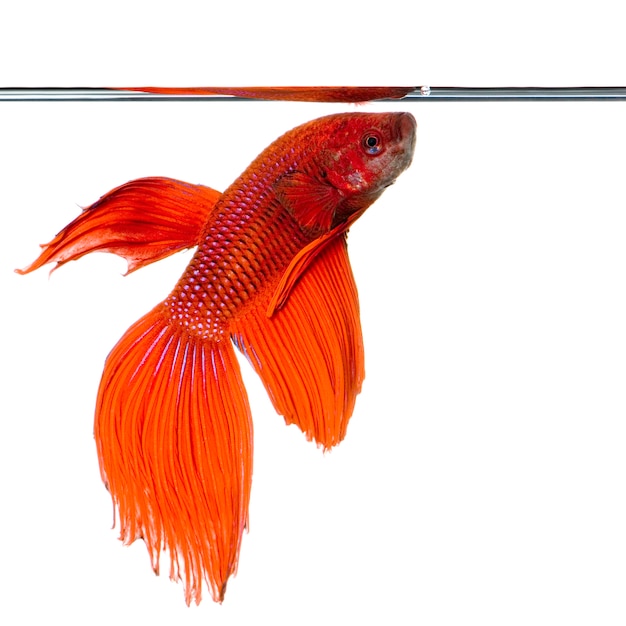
[231,234,364,449]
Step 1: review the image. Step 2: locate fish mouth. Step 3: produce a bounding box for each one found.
[380,112,416,182]
[395,112,417,141]
[394,112,417,158]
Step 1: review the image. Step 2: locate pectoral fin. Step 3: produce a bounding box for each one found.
[274,170,343,238]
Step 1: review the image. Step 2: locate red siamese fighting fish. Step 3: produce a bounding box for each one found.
[18,111,417,605]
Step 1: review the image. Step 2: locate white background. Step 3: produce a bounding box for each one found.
[1,1,626,624]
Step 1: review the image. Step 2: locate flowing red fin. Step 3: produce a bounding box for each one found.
[115,86,416,103]
[266,210,364,316]
[95,306,253,605]
[231,235,364,449]
[16,177,220,275]
[274,170,342,237]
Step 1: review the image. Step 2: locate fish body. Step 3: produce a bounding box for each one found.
[18,112,416,604]
[168,111,416,332]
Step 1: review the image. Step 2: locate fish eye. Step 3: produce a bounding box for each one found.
[361,132,383,155]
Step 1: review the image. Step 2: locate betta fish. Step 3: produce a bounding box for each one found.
[18,111,416,604]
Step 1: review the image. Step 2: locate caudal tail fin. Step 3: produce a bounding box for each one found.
[95,305,252,604]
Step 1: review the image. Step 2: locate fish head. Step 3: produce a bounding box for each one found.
[316,112,416,214]
[275,112,416,237]
[317,111,415,188]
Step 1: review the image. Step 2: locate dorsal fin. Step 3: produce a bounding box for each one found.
[16,177,220,275]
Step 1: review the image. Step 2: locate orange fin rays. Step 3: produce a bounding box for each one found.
[116,86,416,103]
[266,211,364,316]
[274,170,342,237]
[16,177,220,275]
[95,306,253,604]
[231,235,364,449]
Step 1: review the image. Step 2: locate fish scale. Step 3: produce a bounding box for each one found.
[167,195,311,336]
[168,143,316,334]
